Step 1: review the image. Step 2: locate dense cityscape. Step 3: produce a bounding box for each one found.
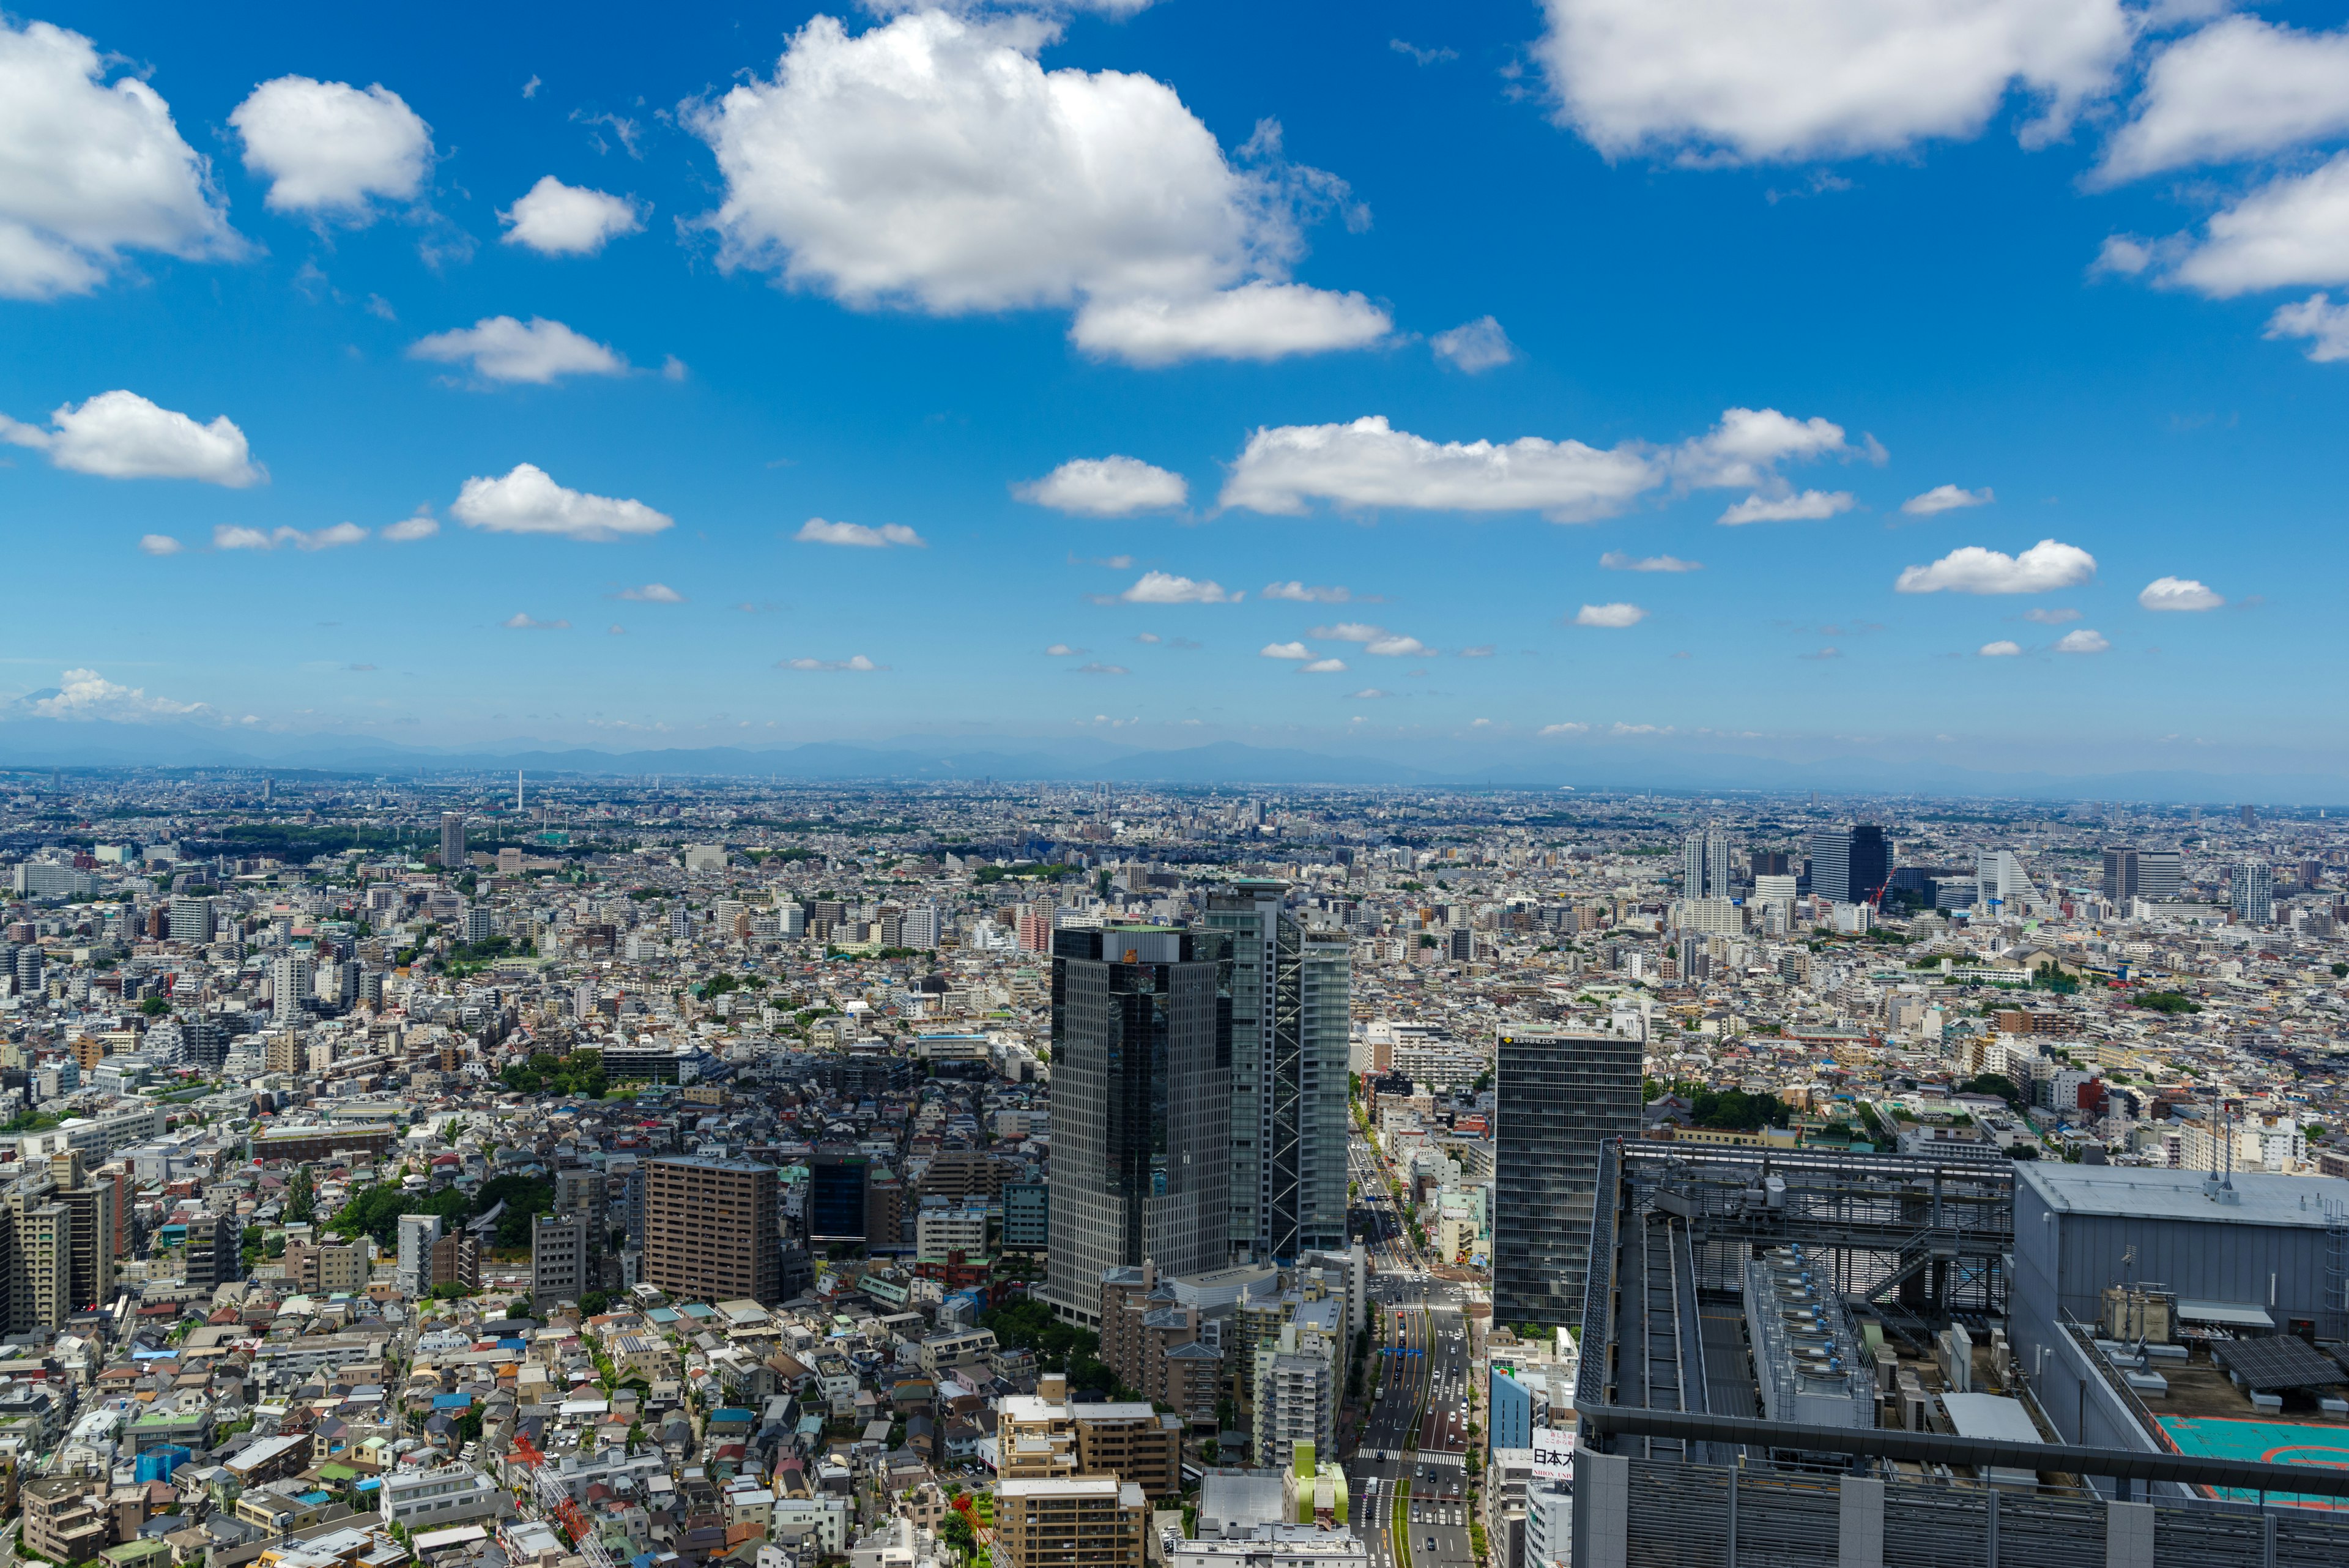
[0,772,2345,1568]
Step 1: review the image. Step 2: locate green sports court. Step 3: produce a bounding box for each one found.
[2157,1416,2349,1508]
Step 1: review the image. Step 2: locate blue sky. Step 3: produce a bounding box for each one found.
[4,1,2347,775]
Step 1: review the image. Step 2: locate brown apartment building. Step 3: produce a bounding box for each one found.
[645,1157,780,1302]
[995,1477,1146,1568]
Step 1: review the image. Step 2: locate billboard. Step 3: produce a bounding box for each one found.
[1529,1425,1575,1483]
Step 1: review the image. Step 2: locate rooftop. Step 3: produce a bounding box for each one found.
[2019,1164,2346,1228]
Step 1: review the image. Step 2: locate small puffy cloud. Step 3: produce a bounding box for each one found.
[1894,538,2095,595]
[452,463,674,541]
[383,514,439,542]
[1132,633,1160,644]
[1978,640,2023,656]
[409,316,628,384]
[1600,550,1701,572]
[1075,661,1129,675]
[2139,576,2223,611]
[0,20,243,301]
[1539,721,1590,735]
[1349,687,1390,699]
[1121,571,1234,603]
[1,390,262,485]
[2166,154,2349,297]
[1262,581,1361,602]
[1365,635,1428,656]
[2022,606,2079,625]
[1014,455,1187,515]
[1072,282,1390,366]
[1430,315,1515,373]
[138,533,184,556]
[781,654,881,671]
[1901,483,1994,515]
[503,612,571,630]
[23,666,204,721]
[230,76,432,218]
[1535,0,2131,164]
[795,517,926,548]
[2266,293,2349,362]
[1300,657,1348,673]
[499,175,643,256]
[1260,641,1312,660]
[1718,488,1852,524]
[2054,628,2110,653]
[1574,602,1646,628]
[615,582,685,603]
[1308,622,1385,642]
[2097,17,2349,185]
[684,9,1380,368]
[1045,644,1086,656]
[1671,407,1871,489]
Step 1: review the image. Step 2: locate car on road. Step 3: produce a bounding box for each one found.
[1426,1539,1436,1552]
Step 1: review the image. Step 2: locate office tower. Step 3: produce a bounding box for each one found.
[531,1211,590,1308]
[2137,850,2183,902]
[396,1213,442,1299]
[14,945,42,997]
[1206,882,1350,1265]
[2101,846,2139,902]
[1043,926,1231,1325]
[809,1153,869,1241]
[1975,850,2039,916]
[1493,1029,1643,1331]
[645,1157,782,1302]
[270,953,314,1024]
[1748,849,1789,879]
[2232,860,2274,925]
[1680,830,1733,899]
[439,811,466,870]
[1806,825,1888,905]
[168,896,215,944]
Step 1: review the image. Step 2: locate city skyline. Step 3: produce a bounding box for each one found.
[5,4,2347,776]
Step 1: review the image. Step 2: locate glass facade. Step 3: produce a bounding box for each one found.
[1493,1029,1644,1331]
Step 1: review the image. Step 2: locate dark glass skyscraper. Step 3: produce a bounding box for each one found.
[1493,1028,1644,1331]
[1043,925,1231,1325]
[1806,823,1888,904]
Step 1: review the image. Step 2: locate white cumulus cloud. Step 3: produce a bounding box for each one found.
[452,463,674,541]
[0,20,241,300]
[138,533,183,556]
[1364,635,1428,657]
[503,612,571,630]
[1300,658,1348,674]
[1260,641,1312,660]
[2054,628,2110,653]
[682,10,1381,366]
[2099,17,2349,185]
[1534,0,2132,164]
[24,667,205,721]
[1599,551,1701,572]
[615,583,685,603]
[1901,483,1994,515]
[2266,293,2349,362]
[499,175,643,255]
[1717,488,1852,525]
[1121,571,1234,604]
[2164,153,2349,297]
[1308,623,1386,643]
[384,515,439,543]
[0,390,262,485]
[1430,315,1516,373]
[1978,641,2024,656]
[1574,602,1647,628]
[1045,644,1083,656]
[212,522,367,551]
[782,654,881,672]
[1262,581,1360,602]
[2139,576,2223,611]
[1894,538,2095,595]
[1014,455,1187,515]
[795,518,926,548]
[230,76,432,218]
[409,316,628,384]
[1539,721,1590,735]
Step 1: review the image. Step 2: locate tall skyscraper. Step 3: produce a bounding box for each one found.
[1806,825,1888,905]
[1680,830,1733,900]
[1493,1029,1644,1331]
[439,811,466,871]
[2137,849,2183,902]
[2101,846,2139,902]
[645,1157,781,1302]
[1206,882,1351,1265]
[1044,926,1231,1325]
[2232,860,2274,925]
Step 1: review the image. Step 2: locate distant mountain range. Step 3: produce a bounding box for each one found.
[0,718,2340,803]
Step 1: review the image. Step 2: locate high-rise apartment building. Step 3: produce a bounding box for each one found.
[995,1477,1148,1568]
[182,1211,240,1294]
[168,895,215,944]
[2232,860,2274,925]
[270,953,314,1024]
[396,1213,442,1299]
[531,1211,591,1309]
[1205,882,1351,1265]
[1680,830,1734,900]
[2101,846,2139,902]
[1043,926,1231,1325]
[439,812,466,871]
[645,1157,781,1302]
[1493,1029,1644,1331]
[1806,825,1888,905]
